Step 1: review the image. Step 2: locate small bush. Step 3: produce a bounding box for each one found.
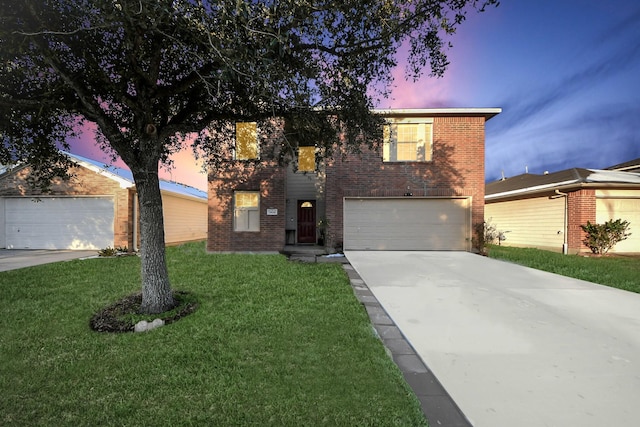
[473,219,501,255]
[98,246,132,257]
[581,218,631,255]
[97,246,117,257]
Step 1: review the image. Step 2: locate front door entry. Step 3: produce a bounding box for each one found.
[297,200,316,244]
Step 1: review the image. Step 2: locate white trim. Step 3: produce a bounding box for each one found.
[485,179,580,200]
[373,108,502,117]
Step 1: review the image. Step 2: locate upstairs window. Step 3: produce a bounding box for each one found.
[383,120,433,162]
[297,146,316,172]
[234,191,259,232]
[235,122,258,160]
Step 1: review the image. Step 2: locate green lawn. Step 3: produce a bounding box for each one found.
[0,242,427,426]
[488,245,640,293]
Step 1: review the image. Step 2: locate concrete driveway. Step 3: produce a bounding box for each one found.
[345,251,640,427]
[0,249,97,272]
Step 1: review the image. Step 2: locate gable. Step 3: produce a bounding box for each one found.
[0,163,127,197]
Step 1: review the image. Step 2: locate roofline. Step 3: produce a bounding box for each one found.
[68,156,134,189]
[159,187,207,202]
[486,181,640,200]
[611,165,640,172]
[485,179,580,200]
[372,108,502,121]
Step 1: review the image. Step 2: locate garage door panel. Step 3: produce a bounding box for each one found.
[5,197,114,250]
[344,198,470,251]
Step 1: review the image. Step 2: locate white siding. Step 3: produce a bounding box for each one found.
[5,197,114,250]
[162,194,207,244]
[344,197,470,251]
[485,196,565,251]
[596,190,640,253]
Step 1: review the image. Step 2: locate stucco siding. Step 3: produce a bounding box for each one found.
[162,194,207,244]
[486,196,565,251]
[596,190,640,253]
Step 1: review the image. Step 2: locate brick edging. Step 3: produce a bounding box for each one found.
[343,263,473,427]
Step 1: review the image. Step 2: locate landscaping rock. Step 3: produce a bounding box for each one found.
[134,320,149,332]
[134,318,165,332]
[150,318,164,330]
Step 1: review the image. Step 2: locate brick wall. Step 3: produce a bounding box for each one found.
[0,165,132,248]
[567,188,596,253]
[208,162,286,252]
[324,116,487,247]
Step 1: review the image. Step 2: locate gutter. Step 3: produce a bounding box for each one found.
[372,108,502,120]
[485,179,579,200]
[486,180,640,201]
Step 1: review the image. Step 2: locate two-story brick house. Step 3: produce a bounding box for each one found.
[207,108,500,253]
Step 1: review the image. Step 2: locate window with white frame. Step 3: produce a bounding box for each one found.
[235,122,259,160]
[383,119,433,162]
[234,191,259,232]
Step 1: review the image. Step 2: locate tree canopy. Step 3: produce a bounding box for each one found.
[0,0,497,313]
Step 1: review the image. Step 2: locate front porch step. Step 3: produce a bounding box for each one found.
[282,245,327,256]
[282,246,348,264]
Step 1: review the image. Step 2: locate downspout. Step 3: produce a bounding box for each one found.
[554,189,569,254]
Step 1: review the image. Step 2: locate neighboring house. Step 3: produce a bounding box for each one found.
[208,108,501,253]
[0,152,207,250]
[485,168,640,254]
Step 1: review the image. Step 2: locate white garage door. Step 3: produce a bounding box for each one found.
[344,197,471,250]
[5,197,114,250]
[596,197,640,253]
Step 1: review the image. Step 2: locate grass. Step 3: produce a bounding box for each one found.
[488,245,640,293]
[0,242,427,426]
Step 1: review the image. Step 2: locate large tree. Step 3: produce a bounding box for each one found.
[0,0,496,313]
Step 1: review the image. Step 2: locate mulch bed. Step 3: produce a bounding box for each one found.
[90,291,198,333]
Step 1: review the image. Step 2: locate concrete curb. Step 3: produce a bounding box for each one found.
[343,263,472,427]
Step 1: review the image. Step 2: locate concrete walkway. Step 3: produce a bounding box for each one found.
[345,251,640,427]
[0,249,97,272]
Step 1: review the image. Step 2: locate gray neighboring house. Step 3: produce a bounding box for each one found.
[485,167,640,254]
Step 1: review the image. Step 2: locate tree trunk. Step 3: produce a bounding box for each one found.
[133,168,175,314]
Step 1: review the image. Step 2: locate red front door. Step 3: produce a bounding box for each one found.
[297,200,316,244]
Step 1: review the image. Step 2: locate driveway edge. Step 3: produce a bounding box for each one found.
[343,263,472,427]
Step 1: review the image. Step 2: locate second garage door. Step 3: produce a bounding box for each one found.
[5,197,115,250]
[343,197,471,250]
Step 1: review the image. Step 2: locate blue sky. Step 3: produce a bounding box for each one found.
[70,0,640,188]
[382,0,640,181]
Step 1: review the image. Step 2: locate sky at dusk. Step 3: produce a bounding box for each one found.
[68,0,640,189]
[381,0,640,181]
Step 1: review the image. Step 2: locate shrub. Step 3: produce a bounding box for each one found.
[97,246,117,257]
[473,219,501,255]
[98,246,132,257]
[580,218,631,255]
